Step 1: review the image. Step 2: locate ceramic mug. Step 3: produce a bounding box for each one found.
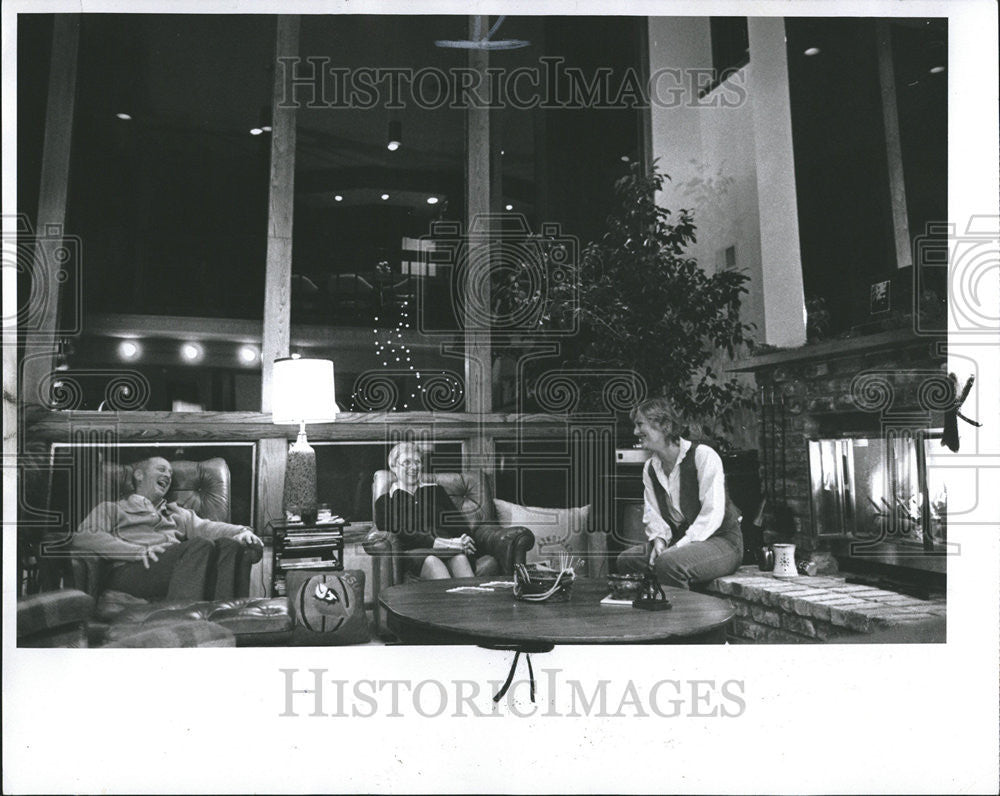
[772,543,798,577]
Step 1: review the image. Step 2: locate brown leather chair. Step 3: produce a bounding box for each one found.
[61,457,258,598]
[363,470,535,636]
[41,457,291,646]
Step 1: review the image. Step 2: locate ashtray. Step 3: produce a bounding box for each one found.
[514,563,575,602]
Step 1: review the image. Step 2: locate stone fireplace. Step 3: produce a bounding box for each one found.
[733,327,950,580]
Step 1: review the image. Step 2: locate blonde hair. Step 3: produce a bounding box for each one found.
[630,397,685,444]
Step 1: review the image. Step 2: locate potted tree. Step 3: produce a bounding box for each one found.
[502,161,757,440]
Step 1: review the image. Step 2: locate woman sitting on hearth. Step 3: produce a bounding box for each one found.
[616,397,744,589]
[374,442,490,580]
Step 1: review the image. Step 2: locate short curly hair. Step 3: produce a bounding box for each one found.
[630,397,685,444]
[387,442,425,470]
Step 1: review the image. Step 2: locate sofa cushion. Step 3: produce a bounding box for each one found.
[287,570,370,646]
[494,500,606,577]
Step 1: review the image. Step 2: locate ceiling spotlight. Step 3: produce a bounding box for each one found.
[250,127,264,136]
[115,112,133,121]
[381,193,390,201]
[620,155,630,162]
[426,196,439,205]
[929,65,945,74]
[180,343,204,363]
[118,340,141,360]
[804,47,821,56]
[334,194,343,202]
[261,125,272,132]
[387,119,402,152]
[505,203,513,211]
[238,345,259,364]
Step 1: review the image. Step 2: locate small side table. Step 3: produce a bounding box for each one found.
[270,520,346,597]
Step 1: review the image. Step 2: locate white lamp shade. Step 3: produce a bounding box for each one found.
[272,357,339,424]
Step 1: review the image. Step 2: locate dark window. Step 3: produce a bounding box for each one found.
[710,17,750,77]
[787,18,946,336]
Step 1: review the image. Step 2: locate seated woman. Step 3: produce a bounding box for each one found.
[616,398,744,589]
[373,442,487,580]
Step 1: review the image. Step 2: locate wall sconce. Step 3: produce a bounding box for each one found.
[272,356,339,522]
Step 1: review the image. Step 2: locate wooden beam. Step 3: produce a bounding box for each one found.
[876,21,912,270]
[464,15,493,418]
[464,16,495,474]
[261,15,300,412]
[20,15,80,410]
[26,411,574,444]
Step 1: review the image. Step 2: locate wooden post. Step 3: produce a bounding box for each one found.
[261,15,300,412]
[464,15,495,474]
[876,21,912,270]
[257,16,299,591]
[20,15,80,411]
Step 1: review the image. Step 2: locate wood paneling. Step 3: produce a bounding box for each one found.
[256,436,288,538]
[20,15,80,410]
[261,15,300,411]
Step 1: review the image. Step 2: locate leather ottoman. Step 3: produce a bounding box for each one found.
[97,596,293,647]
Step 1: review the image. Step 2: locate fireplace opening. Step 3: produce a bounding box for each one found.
[809,431,949,579]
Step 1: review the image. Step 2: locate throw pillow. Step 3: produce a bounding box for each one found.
[286,569,370,646]
[493,500,607,577]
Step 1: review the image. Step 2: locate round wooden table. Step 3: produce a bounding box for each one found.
[380,576,735,645]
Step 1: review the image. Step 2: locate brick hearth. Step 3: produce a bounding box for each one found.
[703,566,946,643]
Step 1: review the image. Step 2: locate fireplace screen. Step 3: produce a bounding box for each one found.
[809,433,946,547]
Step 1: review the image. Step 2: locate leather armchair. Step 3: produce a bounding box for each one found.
[60,457,262,602]
[363,470,535,635]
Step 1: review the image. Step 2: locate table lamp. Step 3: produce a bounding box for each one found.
[272,356,339,522]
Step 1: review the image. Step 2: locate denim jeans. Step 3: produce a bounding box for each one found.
[616,534,743,589]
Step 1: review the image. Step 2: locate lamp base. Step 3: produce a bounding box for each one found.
[284,428,317,519]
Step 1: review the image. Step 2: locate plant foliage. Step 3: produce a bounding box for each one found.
[517,161,756,429]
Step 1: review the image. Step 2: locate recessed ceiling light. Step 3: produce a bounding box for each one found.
[118,340,141,360]
[116,112,132,121]
[250,127,264,136]
[261,125,272,132]
[334,194,343,202]
[804,47,821,56]
[620,155,630,162]
[426,196,439,205]
[181,343,204,362]
[387,141,400,151]
[929,65,945,74]
[238,345,258,364]
[505,203,514,211]
[381,193,390,201]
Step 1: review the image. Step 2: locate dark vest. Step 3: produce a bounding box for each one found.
[646,443,743,546]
